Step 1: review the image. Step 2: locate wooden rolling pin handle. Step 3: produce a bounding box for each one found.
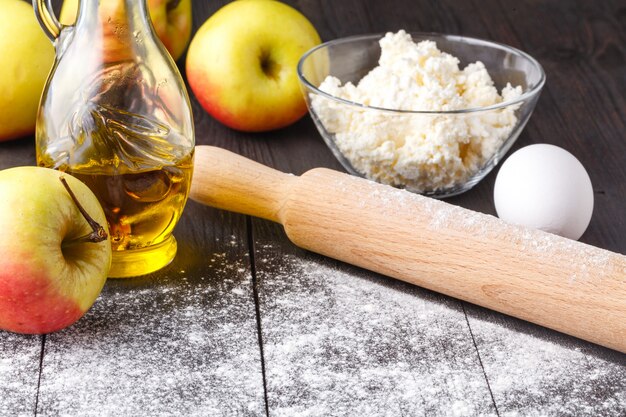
[190,146,626,353]
[190,146,295,223]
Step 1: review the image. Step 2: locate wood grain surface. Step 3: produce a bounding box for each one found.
[1,0,625,416]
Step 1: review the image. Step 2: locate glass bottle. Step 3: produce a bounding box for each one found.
[33,0,195,278]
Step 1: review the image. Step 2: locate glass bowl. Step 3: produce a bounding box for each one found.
[297,32,545,198]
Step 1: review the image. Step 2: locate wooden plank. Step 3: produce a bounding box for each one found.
[0,138,37,169]
[460,0,626,254]
[0,334,40,417]
[252,220,497,416]
[35,203,266,416]
[430,0,626,257]
[466,305,626,416]
[457,1,626,414]
[235,1,496,410]
[33,2,268,407]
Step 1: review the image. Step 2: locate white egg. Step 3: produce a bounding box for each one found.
[494,144,594,240]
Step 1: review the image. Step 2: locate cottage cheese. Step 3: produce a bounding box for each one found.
[312,30,523,193]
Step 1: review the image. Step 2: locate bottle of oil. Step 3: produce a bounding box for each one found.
[33,0,195,278]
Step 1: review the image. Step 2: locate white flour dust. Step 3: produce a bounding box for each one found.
[0,333,41,416]
[468,311,626,416]
[35,254,266,416]
[2,223,624,417]
[257,248,496,417]
[343,175,622,282]
[256,242,625,417]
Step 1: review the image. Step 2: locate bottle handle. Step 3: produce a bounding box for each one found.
[33,0,62,42]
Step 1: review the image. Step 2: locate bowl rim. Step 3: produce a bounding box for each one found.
[297,31,546,114]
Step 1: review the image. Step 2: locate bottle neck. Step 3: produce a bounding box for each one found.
[75,0,152,63]
[77,0,150,23]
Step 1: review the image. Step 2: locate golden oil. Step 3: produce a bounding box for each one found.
[67,155,192,277]
[39,150,193,278]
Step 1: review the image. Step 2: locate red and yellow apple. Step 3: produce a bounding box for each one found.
[186,0,321,132]
[0,0,55,141]
[60,0,192,61]
[0,167,112,334]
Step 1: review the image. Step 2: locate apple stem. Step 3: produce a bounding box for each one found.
[59,176,108,246]
[167,0,182,12]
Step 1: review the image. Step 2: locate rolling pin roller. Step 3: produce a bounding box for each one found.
[189,146,626,353]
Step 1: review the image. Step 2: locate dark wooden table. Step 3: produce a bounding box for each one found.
[1,0,625,415]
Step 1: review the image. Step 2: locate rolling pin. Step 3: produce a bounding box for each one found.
[190,146,626,353]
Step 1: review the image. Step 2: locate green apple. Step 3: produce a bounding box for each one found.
[0,0,55,141]
[186,0,321,132]
[0,167,112,334]
[59,0,192,61]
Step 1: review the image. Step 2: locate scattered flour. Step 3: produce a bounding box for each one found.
[257,247,496,417]
[1,218,624,416]
[312,30,523,193]
[336,173,623,283]
[255,237,626,417]
[35,250,266,416]
[0,333,41,416]
[467,307,626,416]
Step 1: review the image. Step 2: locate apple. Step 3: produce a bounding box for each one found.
[186,0,322,132]
[0,167,112,334]
[59,0,192,61]
[0,0,55,141]
[147,0,193,61]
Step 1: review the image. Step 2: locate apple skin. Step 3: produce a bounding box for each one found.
[59,0,192,61]
[186,0,322,132]
[0,0,55,142]
[147,0,193,62]
[0,167,112,334]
